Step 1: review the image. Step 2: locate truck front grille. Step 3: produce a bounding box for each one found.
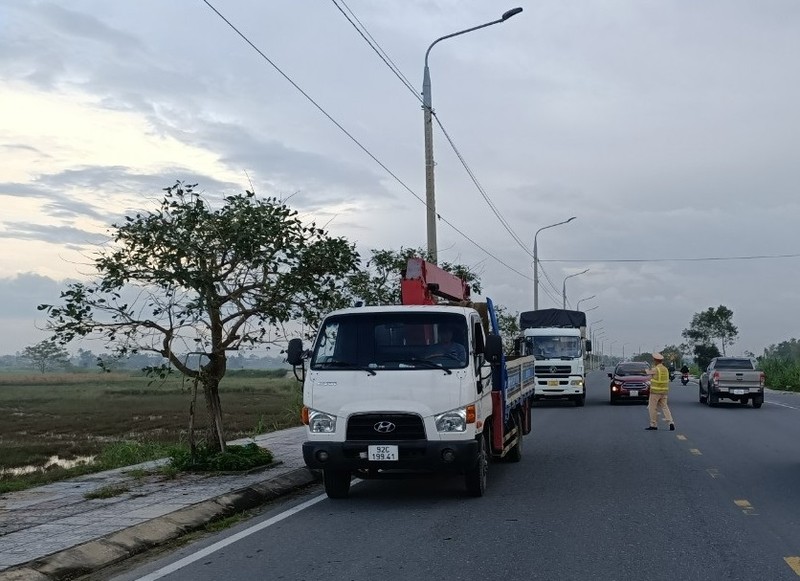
[346,413,425,441]
[535,365,572,375]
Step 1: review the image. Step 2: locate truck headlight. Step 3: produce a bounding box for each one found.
[570,379,584,386]
[308,409,337,433]
[435,408,467,432]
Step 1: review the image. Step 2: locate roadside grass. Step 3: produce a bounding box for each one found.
[0,370,301,493]
[84,483,130,500]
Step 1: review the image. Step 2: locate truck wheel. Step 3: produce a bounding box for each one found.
[708,392,718,407]
[574,392,586,407]
[752,396,763,409]
[465,432,489,497]
[504,412,523,463]
[699,387,707,404]
[323,469,351,499]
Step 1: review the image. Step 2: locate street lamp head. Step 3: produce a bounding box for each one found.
[567,216,577,223]
[502,7,523,20]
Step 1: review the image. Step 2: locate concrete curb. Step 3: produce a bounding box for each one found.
[0,467,321,581]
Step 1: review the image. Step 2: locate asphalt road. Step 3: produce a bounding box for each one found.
[114,371,800,581]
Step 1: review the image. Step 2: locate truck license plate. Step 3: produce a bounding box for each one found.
[733,389,746,395]
[547,380,559,386]
[368,445,398,461]
[629,390,638,397]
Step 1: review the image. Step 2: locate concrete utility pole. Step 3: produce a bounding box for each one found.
[422,7,523,263]
[533,216,576,309]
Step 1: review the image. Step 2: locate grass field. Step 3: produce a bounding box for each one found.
[0,370,302,481]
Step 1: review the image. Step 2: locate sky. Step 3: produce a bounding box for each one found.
[1,0,798,359]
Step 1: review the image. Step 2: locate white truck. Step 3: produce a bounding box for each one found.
[286,258,536,499]
[515,308,591,406]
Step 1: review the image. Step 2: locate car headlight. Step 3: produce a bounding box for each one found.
[435,408,467,432]
[308,409,337,433]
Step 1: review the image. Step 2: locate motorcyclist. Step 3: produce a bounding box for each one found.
[680,364,690,375]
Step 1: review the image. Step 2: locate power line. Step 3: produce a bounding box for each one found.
[327,1,539,270]
[539,253,800,263]
[199,0,533,282]
[332,0,420,102]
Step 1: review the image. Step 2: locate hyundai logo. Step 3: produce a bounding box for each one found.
[374,421,396,433]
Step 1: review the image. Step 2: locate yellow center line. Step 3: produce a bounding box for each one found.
[734,499,752,508]
[785,557,800,576]
[689,448,702,455]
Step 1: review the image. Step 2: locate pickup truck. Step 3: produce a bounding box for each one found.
[698,357,765,408]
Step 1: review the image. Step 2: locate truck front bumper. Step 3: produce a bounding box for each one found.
[303,439,479,472]
[534,377,584,399]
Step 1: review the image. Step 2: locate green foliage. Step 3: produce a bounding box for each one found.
[20,340,70,374]
[631,352,652,364]
[169,443,273,472]
[693,343,721,371]
[38,182,359,451]
[494,304,520,355]
[762,338,800,361]
[660,345,683,365]
[84,484,130,500]
[681,305,738,356]
[758,358,800,391]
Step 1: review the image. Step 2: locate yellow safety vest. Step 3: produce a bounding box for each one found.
[650,364,669,394]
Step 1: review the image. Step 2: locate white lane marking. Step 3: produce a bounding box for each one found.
[135,493,329,580]
[767,400,800,410]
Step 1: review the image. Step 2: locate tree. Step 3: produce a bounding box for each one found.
[346,247,482,306]
[681,305,738,356]
[21,340,70,373]
[39,182,358,452]
[693,343,721,371]
[494,304,520,355]
[660,344,683,366]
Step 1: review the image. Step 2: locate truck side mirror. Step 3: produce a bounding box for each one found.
[513,337,522,356]
[585,340,592,353]
[286,338,305,366]
[607,373,613,379]
[485,334,503,366]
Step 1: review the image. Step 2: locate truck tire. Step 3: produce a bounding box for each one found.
[465,431,489,497]
[708,392,718,407]
[323,469,352,499]
[574,392,586,407]
[698,387,707,404]
[504,412,523,463]
[752,395,763,409]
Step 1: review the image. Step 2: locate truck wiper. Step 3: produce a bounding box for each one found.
[382,358,452,375]
[317,360,377,375]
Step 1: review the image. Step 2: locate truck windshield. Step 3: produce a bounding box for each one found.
[526,336,581,359]
[310,312,469,371]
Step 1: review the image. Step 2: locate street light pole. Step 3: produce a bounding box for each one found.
[562,268,589,309]
[423,7,523,264]
[533,216,576,309]
[576,295,596,311]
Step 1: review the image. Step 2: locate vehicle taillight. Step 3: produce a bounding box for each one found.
[759,372,765,387]
[712,371,720,386]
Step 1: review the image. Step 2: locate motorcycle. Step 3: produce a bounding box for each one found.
[681,372,689,386]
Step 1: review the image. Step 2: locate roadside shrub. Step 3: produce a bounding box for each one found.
[169,443,273,472]
[759,357,800,392]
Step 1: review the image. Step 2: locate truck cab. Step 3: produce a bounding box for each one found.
[287,258,535,499]
[516,309,591,407]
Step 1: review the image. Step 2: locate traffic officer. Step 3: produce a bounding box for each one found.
[645,352,674,431]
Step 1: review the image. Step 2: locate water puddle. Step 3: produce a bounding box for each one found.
[1,455,96,477]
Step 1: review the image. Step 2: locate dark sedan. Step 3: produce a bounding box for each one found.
[608,362,651,404]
